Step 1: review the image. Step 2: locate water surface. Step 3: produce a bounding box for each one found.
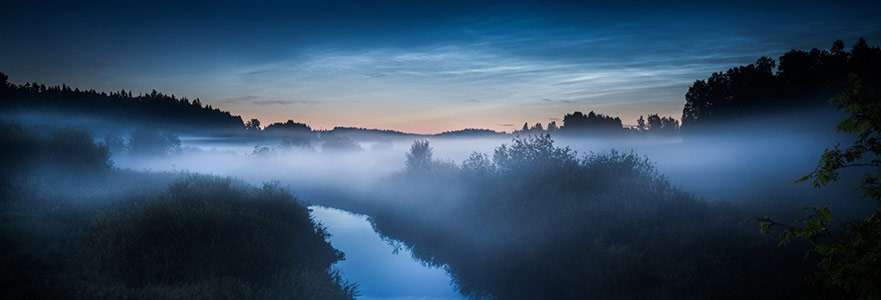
[309,206,462,300]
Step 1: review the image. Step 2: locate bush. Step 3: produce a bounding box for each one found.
[0,123,111,181]
[320,135,361,152]
[48,127,112,171]
[128,127,181,156]
[360,135,812,299]
[79,175,357,299]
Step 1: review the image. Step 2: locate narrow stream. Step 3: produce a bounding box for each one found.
[309,206,463,300]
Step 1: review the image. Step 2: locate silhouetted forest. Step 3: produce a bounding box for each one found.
[560,110,623,132]
[436,128,508,138]
[509,39,881,136]
[682,38,881,130]
[0,72,244,133]
[0,70,678,141]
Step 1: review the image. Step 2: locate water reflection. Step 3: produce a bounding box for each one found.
[309,206,463,300]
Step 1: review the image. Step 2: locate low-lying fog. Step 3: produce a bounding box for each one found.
[109,126,872,218]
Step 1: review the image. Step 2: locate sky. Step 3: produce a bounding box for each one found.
[1,1,880,133]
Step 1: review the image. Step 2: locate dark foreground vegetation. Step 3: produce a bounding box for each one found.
[0,123,356,299]
[323,135,813,299]
[681,38,881,131]
[758,74,881,299]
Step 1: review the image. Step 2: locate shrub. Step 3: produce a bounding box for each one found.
[0,123,111,180]
[363,135,811,299]
[320,135,361,152]
[128,127,181,156]
[79,175,357,299]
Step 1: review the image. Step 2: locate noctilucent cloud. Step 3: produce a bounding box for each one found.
[2,1,879,133]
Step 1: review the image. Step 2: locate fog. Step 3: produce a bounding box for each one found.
[3,108,876,299]
[9,106,862,212]
[104,119,869,216]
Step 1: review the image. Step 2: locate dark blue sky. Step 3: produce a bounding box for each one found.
[2,0,879,133]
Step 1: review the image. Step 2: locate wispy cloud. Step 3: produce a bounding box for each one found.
[220,95,260,104]
[192,10,879,132]
[253,100,318,106]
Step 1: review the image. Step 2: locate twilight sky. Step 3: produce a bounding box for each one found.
[2,1,879,133]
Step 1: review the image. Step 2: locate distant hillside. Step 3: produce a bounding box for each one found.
[323,126,509,140]
[0,72,244,133]
[318,127,421,141]
[434,128,507,138]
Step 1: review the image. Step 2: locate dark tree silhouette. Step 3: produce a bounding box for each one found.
[682,39,881,130]
[263,120,312,134]
[0,72,245,132]
[263,120,315,147]
[128,127,181,156]
[758,75,881,299]
[560,110,623,133]
[639,114,679,134]
[405,140,433,171]
[245,118,261,131]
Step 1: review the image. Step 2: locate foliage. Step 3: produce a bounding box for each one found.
[645,114,679,133]
[128,127,182,156]
[79,175,357,299]
[757,75,881,299]
[682,38,881,130]
[49,127,113,170]
[804,75,881,202]
[365,135,810,299]
[245,118,262,131]
[492,134,577,173]
[405,139,433,171]
[0,122,112,178]
[263,120,313,136]
[461,152,495,176]
[560,110,623,132]
[0,74,244,132]
[0,124,357,299]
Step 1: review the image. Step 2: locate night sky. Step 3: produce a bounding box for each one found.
[2,1,879,133]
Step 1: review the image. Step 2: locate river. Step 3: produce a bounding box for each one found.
[309,206,463,300]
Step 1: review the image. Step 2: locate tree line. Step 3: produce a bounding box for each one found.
[0,72,244,132]
[682,38,881,130]
[514,110,679,136]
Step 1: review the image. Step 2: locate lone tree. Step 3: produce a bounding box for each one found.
[406,139,433,171]
[757,75,881,299]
